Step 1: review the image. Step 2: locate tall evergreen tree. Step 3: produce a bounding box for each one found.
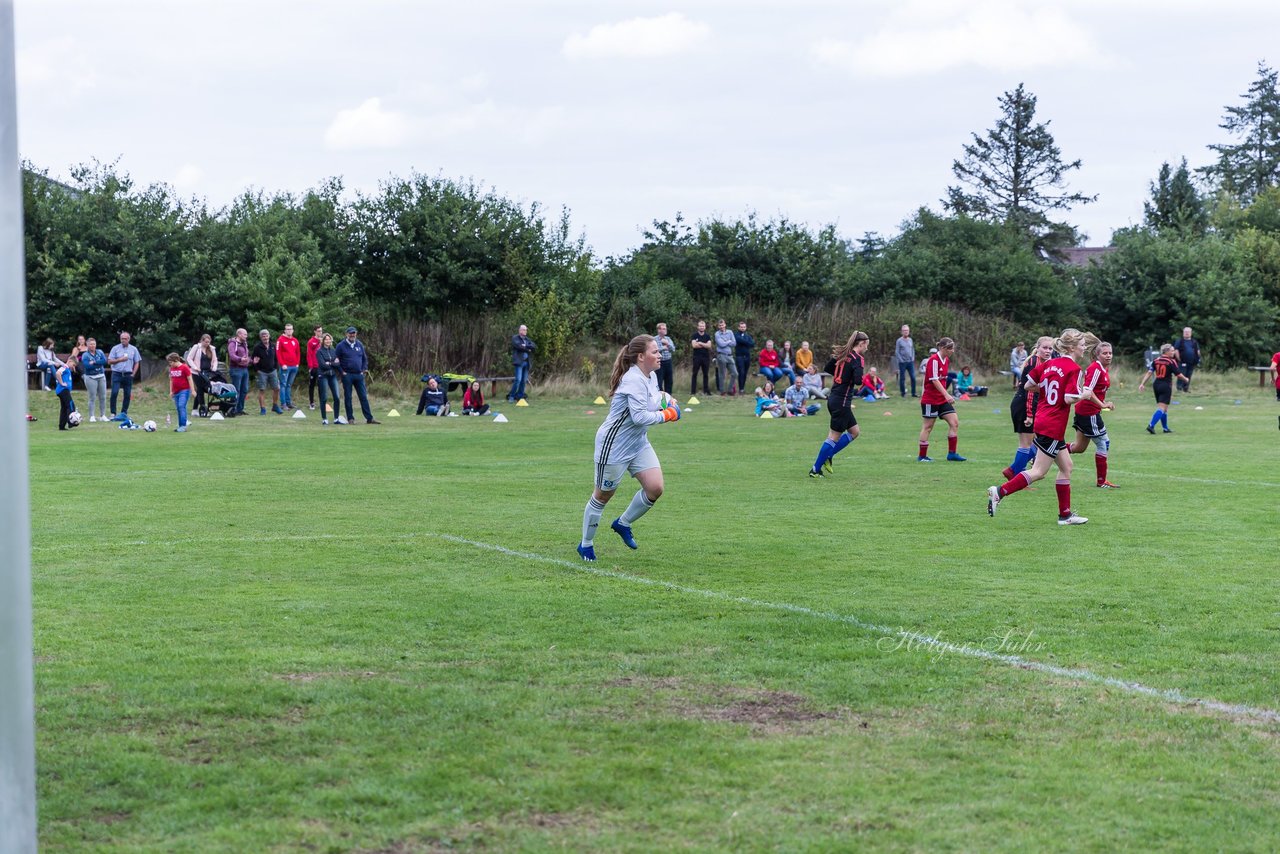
[1202,62,1280,204]
[1144,158,1208,236]
[944,83,1095,255]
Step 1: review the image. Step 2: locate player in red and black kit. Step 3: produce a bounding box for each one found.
[1137,343,1189,434]
[809,331,870,478]
[917,337,965,461]
[987,329,1103,526]
[1068,341,1118,488]
[1002,335,1053,481]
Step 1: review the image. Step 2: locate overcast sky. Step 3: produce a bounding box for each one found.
[13,0,1280,258]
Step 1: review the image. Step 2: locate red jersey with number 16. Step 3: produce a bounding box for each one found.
[1026,356,1081,439]
[920,352,950,405]
[1074,360,1109,416]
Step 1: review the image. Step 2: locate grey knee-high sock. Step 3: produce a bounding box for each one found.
[581,497,606,545]
[618,490,656,526]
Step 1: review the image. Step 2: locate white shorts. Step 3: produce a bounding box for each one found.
[595,445,660,491]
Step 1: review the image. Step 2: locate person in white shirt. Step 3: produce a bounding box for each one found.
[578,335,682,562]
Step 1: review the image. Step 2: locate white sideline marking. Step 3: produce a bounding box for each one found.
[433,534,1280,727]
[1108,469,1280,489]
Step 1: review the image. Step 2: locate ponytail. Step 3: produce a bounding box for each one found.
[609,335,655,396]
[831,330,869,362]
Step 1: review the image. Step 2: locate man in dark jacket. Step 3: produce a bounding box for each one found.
[733,321,755,393]
[417,376,449,416]
[508,324,536,402]
[251,329,283,415]
[335,326,380,424]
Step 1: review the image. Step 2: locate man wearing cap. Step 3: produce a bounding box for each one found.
[335,326,380,424]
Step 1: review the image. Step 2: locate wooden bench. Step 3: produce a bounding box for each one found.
[1250,366,1274,387]
[26,353,70,390]
[443,375,515,396]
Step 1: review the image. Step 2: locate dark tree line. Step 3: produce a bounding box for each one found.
[22,64,1280,371]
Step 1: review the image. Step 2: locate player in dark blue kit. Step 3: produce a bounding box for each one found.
[808,330,870,478]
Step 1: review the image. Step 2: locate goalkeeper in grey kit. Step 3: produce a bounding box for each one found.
[578,335,682,562]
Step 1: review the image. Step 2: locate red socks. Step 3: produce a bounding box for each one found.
[998,472,1029,498]
[1056,479,1071,516]
[919,442,929,458]
[948,435,958,454]
[1095,454,1107,485]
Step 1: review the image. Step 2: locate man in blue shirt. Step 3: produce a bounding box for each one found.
[335,327,380,424]
[107,331,141,420]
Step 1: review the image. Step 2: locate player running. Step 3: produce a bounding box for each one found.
[1137,344,1189,434]
[987,329,1103,526]
[577,335,681,562]
[1001,335,1053,481]
[1068,340,1118,488]
[808,330,870,478]
[918,337,965,462]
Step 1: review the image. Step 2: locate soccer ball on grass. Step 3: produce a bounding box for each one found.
[67,411,82,427]
[143,420,157,432]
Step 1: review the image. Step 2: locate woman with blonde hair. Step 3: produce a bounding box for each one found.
[578,335,682,562]
[809,330,870,478]
[988,329,1105,526]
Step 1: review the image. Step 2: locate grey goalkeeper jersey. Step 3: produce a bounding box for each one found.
[594,365,667,464]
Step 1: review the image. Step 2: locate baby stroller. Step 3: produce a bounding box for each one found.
[206,380,240,416]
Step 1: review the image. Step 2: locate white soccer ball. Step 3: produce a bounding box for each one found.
[143,420,157,432]
[67,411,82,427]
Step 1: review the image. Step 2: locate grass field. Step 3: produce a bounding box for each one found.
[26,372,1280,852]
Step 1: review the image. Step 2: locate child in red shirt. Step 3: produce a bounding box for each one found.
[167,352,194,432]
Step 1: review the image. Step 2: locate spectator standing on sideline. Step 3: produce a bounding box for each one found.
[107,331,141,420]
[734,321,755,393]
[54,358,76,430]
[306,325,323,410]
[713,319,737,395]
[654,322,676,395]
[185,333,219,417]
[336,326,380,424]
[251,329,283,415]
[1009,341,1028,384]
[689,320,712,395]
[1173,326,1201,392]
[508,324,536,402]
[895,324,917,398]
[277,323,301,410]
[314,333,341,424]
[36,338,59,390]
[227,328,251,415]
[79,337,107,421]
